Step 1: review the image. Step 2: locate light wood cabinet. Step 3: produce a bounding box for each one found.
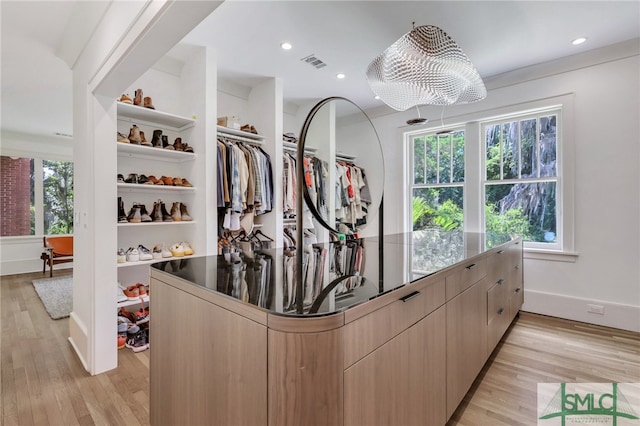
[344,306,446,426]
[445,277,490,419]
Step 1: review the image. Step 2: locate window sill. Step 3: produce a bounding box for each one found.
[524,248,579,263]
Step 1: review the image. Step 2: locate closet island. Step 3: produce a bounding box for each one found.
[149,230,523,426]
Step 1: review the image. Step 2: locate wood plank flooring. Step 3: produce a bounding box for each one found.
[2,270,639,425]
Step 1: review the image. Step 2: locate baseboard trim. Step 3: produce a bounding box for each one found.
[68,311,90,373]
[0,259,73,276]
[522,290,640,332]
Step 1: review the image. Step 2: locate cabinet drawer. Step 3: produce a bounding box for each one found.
[343,277,445,368]
[445,258,486,301]
[487,282,507,326]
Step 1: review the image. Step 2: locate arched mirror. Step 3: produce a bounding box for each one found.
[298,97,384,236]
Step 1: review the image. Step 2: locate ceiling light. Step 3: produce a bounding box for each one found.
[572,37,587,45]
[366,24,486,111]
[281,42,292,50]
[374,95,381,100]
[336,73,346,79]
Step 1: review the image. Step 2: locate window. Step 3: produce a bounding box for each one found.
[0,156,73,237]
[410,129,465,232]
[482,109,560,249]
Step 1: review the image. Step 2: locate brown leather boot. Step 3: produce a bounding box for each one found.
[180,203,192,221]
[144,96,155,109]
[128,125,141,144]
[140,131,151,146]
[151,129,163,148]
[134,89,143,106]
[170,202,182,221]
[173,137,184,151]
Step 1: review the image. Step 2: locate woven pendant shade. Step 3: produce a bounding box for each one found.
[366,25,487,111]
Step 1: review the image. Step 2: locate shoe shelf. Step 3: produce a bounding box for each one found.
[117,102,196,131]
[117,183,196,193]
[117,221,197,227]
[117,143,196,163]
[117,254,195,268]
[117,295,150,308]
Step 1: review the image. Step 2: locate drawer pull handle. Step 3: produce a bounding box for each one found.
[465,263,477,270]
[515,288,521,293]
[515,265,521,270]
[497,278,504,285]
[497,308,505,315]
[400,291,421,302]
[497,250,504,254]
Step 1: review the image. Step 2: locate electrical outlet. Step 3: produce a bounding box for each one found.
[588,304,605,315]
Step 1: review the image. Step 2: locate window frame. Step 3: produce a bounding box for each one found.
[480,108,563,251]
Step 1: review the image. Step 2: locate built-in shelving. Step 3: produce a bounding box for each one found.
[117,295,150,308]
[117,183,196,193]
[116,143,196,162]
[117,254,195,268]
[117,221,196,227]
[117,102,196,131]
[217,125,266,141]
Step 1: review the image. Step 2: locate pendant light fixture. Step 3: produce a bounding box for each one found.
[366,24,487,111]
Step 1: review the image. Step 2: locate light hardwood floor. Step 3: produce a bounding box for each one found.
[2,270,639,425]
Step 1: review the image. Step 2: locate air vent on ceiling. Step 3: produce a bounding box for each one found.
[301,54,327,69]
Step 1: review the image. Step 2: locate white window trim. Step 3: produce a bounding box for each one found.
[404,94,577,260]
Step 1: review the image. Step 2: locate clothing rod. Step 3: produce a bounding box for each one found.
[283,146,317,155]
[336,154,357,161]
[218,132,264,146]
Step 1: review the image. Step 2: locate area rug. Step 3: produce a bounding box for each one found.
[32,276,72,320]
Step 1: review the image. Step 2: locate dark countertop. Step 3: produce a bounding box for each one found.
[151,230,517,317]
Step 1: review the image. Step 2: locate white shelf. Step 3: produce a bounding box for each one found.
[217,125,265,141]
[283,141,317,154]
[117,143,196,163]
[117,183,196,193]
[117,295,149,308]
[117,254,196,268]
[117,102,196,130]
[117,221,197,227]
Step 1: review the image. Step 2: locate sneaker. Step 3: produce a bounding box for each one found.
[118,334,127,349]
[136,283,148,297]
[139,205,152,222]
[138,245,153,261]
[117,285,128,303]
[125,331,149,352]
[160,243,172,258]
[152,244,163,259]
[124,285,140,300]
[117,248,127,263]
[126,247,139,262]
[170,243,185,257]
[181,242,194,256]
[133,307,149,324]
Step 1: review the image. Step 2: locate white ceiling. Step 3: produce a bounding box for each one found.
[1,1,639,138]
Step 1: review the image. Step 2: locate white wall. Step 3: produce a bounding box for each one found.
[371,44,640,331]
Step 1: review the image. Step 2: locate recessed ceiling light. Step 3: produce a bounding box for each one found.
[281,42,292,50]
[336,73,346,79]
[374,95,381,100]
[572,37,587,45]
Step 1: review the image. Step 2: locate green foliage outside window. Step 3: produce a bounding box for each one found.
[43,161,74,234]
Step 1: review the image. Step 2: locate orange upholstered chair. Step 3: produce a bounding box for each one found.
[41,236,73,277]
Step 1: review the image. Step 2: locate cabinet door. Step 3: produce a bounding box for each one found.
[445,277,489,420]
[344,306,446,426]
[487,281,510,350]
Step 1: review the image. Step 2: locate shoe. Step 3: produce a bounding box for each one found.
[151,129,163,148]
[250,125,258,134]
[138,243,152,259]
[136,283,148,297]
[150,201,163,222]
[117,131,130,143]
[126,331,149,352]
[160,202,173,222]
[137,174,151,185]
[117,248,127,263]
[144,96,155,109]
[152,244,163,259]
[180,178,193,188]
[161,243,172,258]
[126,247,140,262]
[127,204,141,223]
[173,138,184,151]
[172,177,183,186]
[124,285,140,300]
[133,307,149,325]
[162,135,174,150]
[170,202,182,221]
[118,334,127,349]
[124,173,138,184]
[117,174,125,183]
[140,131,151,147]
[138,245,153,261]
[241,124,252,133]
[181,242,194,256]
[180,203,192,221]
[119,94,132,104]
[134,89,143,106]
[119,307,136,323]
[183,143,194,153]
[170,243,185,257]
[128,125,141,144]
[147,175,162,185]
[117,285,128,303]
[161,176,173,186]
[138,205,152,222]
[118,197,128,223]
